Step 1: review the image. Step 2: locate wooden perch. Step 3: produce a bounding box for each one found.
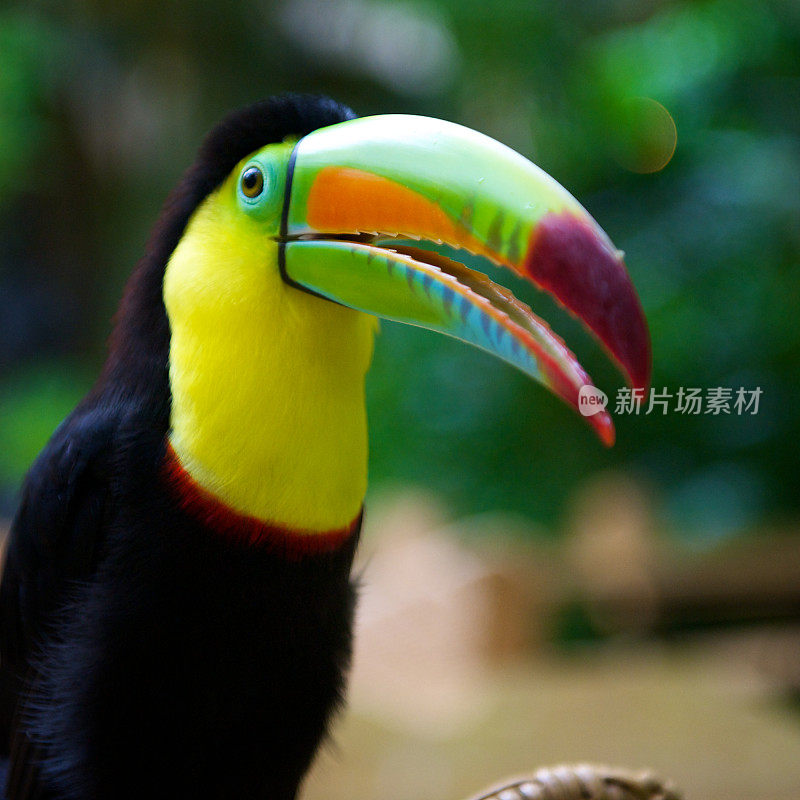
[468,764,682,800]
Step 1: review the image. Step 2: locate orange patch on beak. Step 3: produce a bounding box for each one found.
[306,167,497,263]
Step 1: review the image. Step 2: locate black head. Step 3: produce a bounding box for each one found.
[96,95,356,417]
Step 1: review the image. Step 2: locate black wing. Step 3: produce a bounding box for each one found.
[0,405,116,797]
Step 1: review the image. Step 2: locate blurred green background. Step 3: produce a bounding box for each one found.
[1,0,797,538]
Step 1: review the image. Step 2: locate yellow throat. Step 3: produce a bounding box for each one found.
[163,164,376,532]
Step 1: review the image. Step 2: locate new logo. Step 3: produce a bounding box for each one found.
[578,384,608,416]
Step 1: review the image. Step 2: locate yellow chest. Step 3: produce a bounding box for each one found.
[162,184,376,532]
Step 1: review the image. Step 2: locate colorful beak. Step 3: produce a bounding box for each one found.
[280,115,651,445]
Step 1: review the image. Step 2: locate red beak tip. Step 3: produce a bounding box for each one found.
[593,411,616,447]
[524,211,651,403]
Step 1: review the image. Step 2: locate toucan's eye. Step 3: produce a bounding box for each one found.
[241,166,264,198]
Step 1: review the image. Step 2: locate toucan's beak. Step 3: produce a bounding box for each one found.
[280,115,651,445]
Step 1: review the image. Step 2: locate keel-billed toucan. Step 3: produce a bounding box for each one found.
[0,95,649,800]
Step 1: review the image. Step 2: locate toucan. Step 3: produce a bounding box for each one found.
[0,95,650,800]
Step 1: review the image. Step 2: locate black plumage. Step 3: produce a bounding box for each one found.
[0,95,360,800]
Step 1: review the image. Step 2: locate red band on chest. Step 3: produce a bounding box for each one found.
[162,444,361,559]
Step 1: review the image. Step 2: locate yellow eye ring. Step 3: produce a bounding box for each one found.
[241,166,264,198]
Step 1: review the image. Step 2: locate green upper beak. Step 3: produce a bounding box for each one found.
[279,115,651,445]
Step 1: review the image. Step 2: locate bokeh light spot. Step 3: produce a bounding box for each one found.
[612,97,677,174]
